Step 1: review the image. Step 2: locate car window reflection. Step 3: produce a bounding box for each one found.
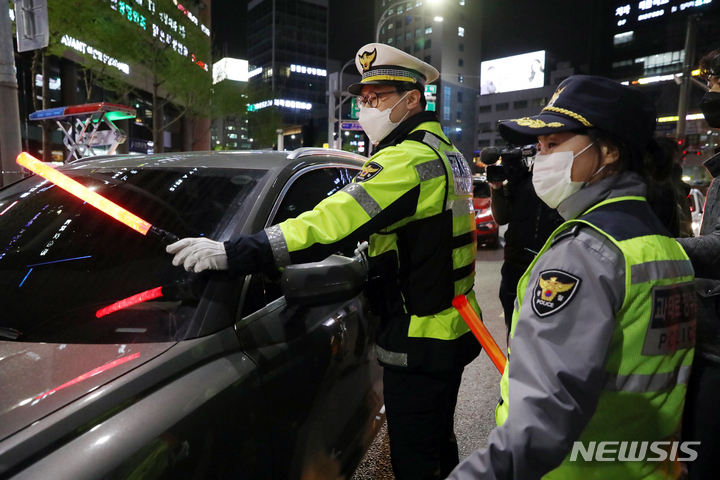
[0,168,267,344]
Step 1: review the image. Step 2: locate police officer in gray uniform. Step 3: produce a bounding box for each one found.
[447,76,695,479]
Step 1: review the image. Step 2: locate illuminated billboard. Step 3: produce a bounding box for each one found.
[213,58,249,84]
[480,51,546,95]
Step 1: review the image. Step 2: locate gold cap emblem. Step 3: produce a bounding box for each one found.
[547,87,565,108]
[358,49,377,72]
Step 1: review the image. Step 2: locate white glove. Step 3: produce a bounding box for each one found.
[166,237,229,273]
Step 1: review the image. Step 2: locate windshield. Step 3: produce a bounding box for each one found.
[0,166,267,344]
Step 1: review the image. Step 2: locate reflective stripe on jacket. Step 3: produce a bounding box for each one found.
[264,117,479,370]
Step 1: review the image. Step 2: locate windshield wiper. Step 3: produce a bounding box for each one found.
[0,327,22,340]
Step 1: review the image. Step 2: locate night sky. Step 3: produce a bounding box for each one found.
[212,0,249,59]
[478,1,598,69]
[211,0,597,71]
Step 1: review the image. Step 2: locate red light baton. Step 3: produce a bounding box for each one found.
[453,294,507,374]
[17,152,179,244]
[96,286,164,318]
[95,281,199,319]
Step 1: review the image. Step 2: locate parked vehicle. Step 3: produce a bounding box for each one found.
[689,187,706,237]
[0,149,384,480]
[682,165,712,195]
[473,177,499,248]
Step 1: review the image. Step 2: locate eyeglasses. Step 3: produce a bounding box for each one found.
[356,90,400,108]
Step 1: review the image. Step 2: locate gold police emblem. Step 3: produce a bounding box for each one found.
[356,161,383,182]
[358,49,378,72]
[532,270,581,317]
[538,277,576,302]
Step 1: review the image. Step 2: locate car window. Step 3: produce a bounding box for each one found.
[240,166,358,316]
[271,167,357,225]
[0,167,268,344]
[682,165,713,189]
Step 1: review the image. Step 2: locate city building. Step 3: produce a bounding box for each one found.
[211,57,251,150]
[601,0,720,165]
[475,59,576,159]
[246,0,329,148]
[374,0,482,161]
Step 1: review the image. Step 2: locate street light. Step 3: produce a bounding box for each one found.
[375,2,444,43]
[332,59,355,149]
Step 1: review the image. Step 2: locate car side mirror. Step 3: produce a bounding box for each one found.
[281,255,367,306]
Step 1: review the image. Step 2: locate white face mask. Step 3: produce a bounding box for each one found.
[532,142,595,209]
[358,92,410,144]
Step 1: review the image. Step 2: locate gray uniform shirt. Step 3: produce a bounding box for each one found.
[447,172,648,480]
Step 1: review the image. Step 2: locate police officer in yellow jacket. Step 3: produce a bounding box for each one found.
[448,76,696,480]
[167,44,481,480]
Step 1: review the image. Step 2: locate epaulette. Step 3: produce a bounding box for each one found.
[551,224,584,246]
[406,130,445,151]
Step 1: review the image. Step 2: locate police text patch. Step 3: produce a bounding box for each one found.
[532,270,581,318]
[356,162,384,182]
[446,151,473,196]
[641,282,696,356]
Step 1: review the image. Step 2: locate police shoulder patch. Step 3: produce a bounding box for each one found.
[532,269,581,318]
[356,161,384,182]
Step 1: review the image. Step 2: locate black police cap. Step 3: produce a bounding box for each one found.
[498,75,657,155]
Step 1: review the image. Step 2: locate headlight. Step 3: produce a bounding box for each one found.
[692,221,699,234]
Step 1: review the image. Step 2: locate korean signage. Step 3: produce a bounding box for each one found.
[612,0,714,29]
[340,121,363,131]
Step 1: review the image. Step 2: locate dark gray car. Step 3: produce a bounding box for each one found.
[0,148,384,479]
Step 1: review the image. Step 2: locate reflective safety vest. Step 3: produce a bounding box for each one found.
[265,120,480,371]
[497,197,696,480]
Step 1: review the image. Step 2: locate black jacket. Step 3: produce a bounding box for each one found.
[677,152,720,362]
[491,173,564,269]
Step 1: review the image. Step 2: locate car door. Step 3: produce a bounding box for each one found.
[235,164,384,480]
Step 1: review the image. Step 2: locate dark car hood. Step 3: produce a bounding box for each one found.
[0,341,174,442]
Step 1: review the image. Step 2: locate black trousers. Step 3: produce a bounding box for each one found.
[383,366,464,480]
[682,355,720,479]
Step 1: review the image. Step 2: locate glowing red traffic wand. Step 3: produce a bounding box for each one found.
[96,287,164,318]
[16,152,179,244]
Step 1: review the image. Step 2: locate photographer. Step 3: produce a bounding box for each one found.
[483,147,563,340]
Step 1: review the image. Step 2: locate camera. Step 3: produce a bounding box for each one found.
[481,144,537,183]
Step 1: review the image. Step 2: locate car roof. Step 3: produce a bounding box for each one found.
[60,149,367,172]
